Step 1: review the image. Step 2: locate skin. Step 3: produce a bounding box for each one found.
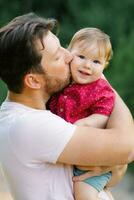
[10,31,72,109]
[9,31,134,168]
[70,43,106,84]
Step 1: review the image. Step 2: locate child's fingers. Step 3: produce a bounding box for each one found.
[72,171,101,182]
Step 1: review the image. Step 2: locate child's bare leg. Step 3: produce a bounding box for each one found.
[74,181,99,200]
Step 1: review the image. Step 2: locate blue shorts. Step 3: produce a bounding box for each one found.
[73,167,112,192]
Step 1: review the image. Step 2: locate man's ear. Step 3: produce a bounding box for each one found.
[24,73,42,89]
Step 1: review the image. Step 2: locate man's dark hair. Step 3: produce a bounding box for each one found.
[0,13,57,93]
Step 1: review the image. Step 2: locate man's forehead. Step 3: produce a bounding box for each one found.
[43,31,60,55]
[36,31,60,56]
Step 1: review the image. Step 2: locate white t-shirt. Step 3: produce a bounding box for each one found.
[0,101,76,200]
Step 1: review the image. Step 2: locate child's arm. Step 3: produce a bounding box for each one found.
[106,164,128,188]
[75,114,108,128]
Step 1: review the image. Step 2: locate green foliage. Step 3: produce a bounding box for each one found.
[105,31,134,116]
[0,80,7,105]
[128,163,134,173]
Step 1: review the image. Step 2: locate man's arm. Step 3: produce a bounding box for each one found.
[58,93,134,166]
[72,112,127,185]
[106,164,127,188]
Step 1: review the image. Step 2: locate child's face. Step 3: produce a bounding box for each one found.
[70,44,106,84]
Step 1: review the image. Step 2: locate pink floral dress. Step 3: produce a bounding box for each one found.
[49,78,115,123]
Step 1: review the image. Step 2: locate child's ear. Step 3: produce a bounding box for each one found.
[24,73,42,89]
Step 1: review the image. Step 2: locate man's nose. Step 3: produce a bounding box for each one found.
[63,48,73,63]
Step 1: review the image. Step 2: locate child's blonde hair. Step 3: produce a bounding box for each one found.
[68,28,113,67]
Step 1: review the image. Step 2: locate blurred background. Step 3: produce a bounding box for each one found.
[0,0,134,199]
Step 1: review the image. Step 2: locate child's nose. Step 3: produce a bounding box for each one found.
[85,60,92,70]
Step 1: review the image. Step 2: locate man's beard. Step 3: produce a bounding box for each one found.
[45,73,70,95]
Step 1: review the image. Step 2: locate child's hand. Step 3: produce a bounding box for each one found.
[74,118,86,126]
[72,166,113,182]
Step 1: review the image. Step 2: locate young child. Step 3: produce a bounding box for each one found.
[49,28,126,200]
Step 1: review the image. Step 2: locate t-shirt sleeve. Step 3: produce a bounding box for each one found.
[90,80,115,116]
[10,111,76,164]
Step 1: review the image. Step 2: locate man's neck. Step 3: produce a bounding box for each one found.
[8,90,50,110]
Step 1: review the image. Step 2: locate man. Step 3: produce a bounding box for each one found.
[0,13,133,200]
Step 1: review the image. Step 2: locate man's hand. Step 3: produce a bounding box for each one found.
[106,164,127,188]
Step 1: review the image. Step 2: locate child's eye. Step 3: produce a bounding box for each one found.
[93,60,101,64]
[78,55,85,59]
